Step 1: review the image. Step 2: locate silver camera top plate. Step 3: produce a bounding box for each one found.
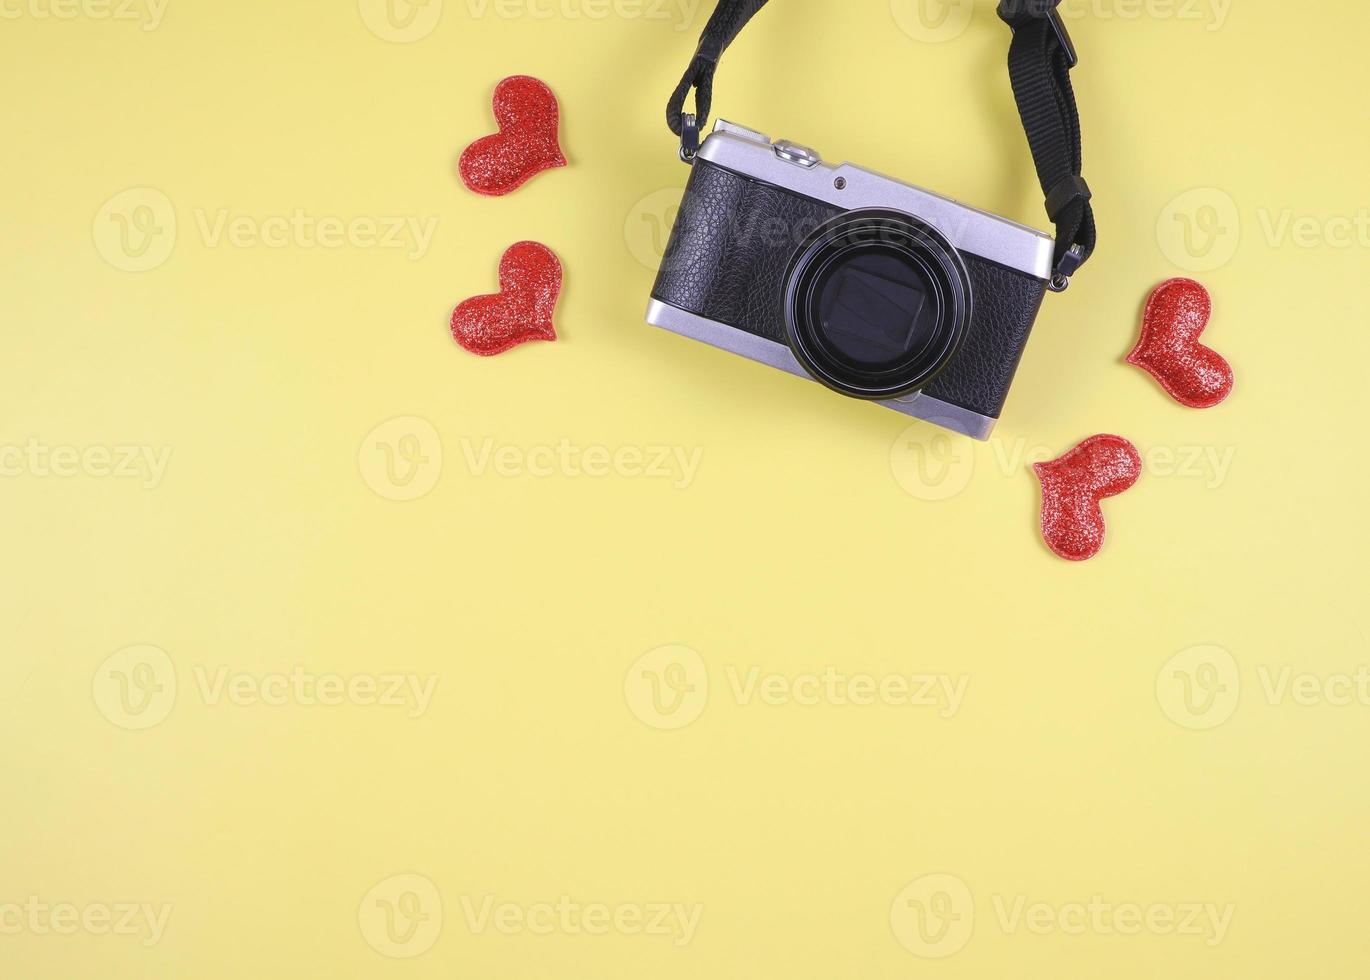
[699,120,1055,282]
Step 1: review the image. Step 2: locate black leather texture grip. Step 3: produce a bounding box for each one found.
[651,159,1050,420]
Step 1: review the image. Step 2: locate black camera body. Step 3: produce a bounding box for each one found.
[647,121,1058,440]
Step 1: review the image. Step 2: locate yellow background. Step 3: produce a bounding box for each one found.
[3,0,1368,976]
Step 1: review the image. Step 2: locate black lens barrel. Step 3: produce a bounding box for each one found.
[783,210,973,400]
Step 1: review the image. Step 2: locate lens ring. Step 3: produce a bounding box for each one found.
[783,209,973,400]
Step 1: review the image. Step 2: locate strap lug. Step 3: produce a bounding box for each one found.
[679,113,700,164]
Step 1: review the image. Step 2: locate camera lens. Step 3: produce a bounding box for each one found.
[783,209,972,400]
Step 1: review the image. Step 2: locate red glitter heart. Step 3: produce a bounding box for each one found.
[459,75,567,196]
[1128,278,1234,409]
[1033,435,1143,562]
[450,241,562,357]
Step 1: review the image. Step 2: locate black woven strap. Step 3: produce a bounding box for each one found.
[666,0,771,145]
[666,0,1095,282]
[998,0,1095,279]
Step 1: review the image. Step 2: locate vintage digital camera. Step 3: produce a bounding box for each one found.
[646,121,1061,440]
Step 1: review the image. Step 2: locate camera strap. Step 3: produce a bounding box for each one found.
[665,0,1096,286]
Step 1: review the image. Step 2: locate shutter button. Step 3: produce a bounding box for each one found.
[774,140,821,168]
